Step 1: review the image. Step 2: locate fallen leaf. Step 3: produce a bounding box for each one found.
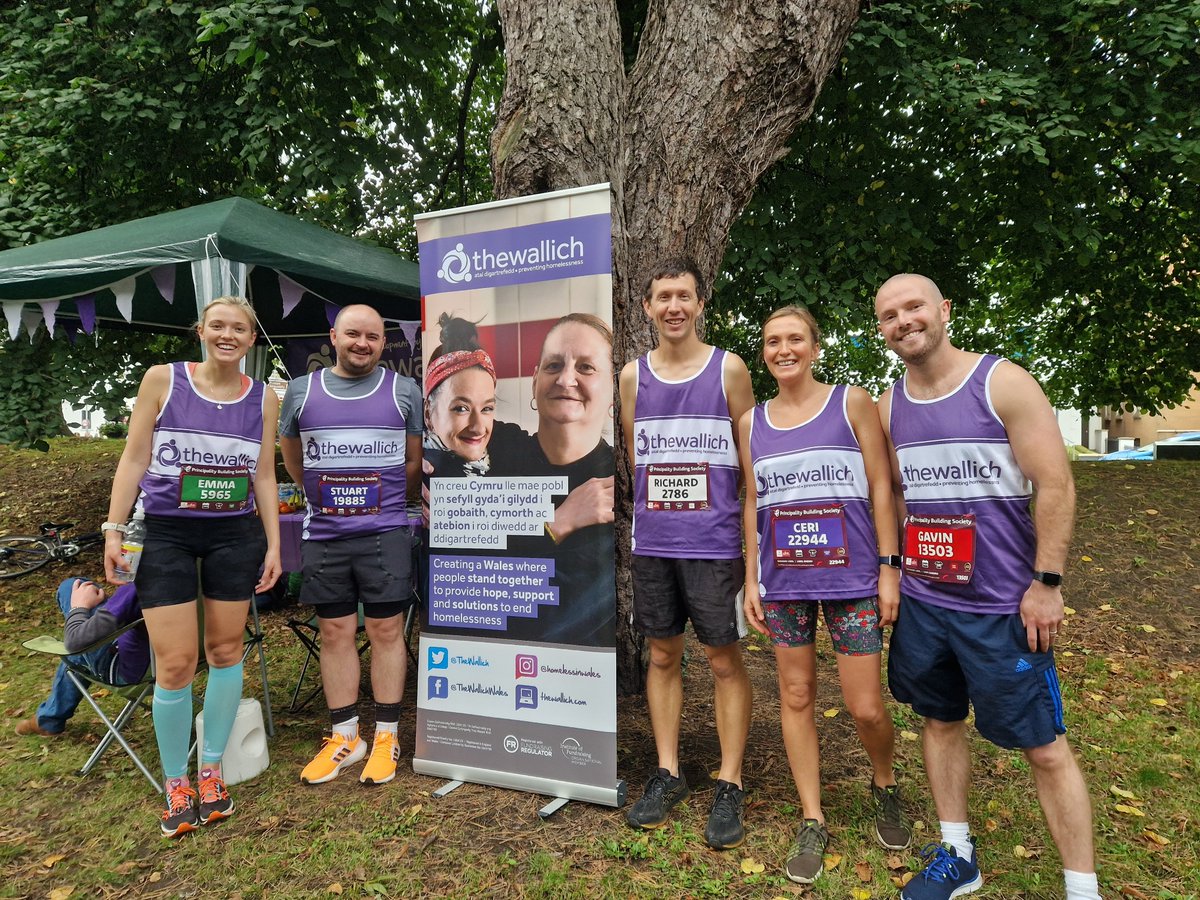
[851,890,871,900]
[407,804,423,816]
[42,854,66,868]
[1080,555,1093,562]
[855,859,873,881]
[1014,844,1028,858]
[148,872,162,883]
[48,889,74,900]
[1062,651,1074,657]
[984,818,998,832]
[1138,624,1157,633]
[900,730,919,741]
[1099,603,1114,611]
[1114,804,1145,817]
[739,857,765,874]
[114,862,138,875]
[327,885,343,895]
[745,643,763,652]
[886,854,905,869]
[1110,786,1138,800]
[1149,698,1168,707]
[1142,830,1170,846]
[823,707,841,718]
[1145,508,1159,515]
[1063,606,1076,615]
[824,852,843,870]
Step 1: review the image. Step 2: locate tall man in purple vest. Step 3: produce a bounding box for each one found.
[875,274,1100,900]
[280,304,423,787]
[619,257,756,850]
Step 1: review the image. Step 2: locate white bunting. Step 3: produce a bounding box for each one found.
[113,276,136,322]
[2,301,24,340]
[39,300,60,337]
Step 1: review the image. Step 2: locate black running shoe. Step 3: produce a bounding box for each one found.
[161,780,199,838]
[197,771,234,825]
[704,780,746,849]
[625,767,690,829]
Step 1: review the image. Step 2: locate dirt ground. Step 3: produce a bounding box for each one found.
[0,443,1197,897]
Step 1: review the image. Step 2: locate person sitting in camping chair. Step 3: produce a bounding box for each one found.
[15,578,148,737]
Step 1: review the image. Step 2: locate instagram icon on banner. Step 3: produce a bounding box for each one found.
[515,654,537,679]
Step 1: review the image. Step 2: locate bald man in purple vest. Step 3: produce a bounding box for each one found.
[875,274,1100,900]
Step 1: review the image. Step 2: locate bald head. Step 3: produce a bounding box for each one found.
[875,272,952,365]
[330,304,386,377]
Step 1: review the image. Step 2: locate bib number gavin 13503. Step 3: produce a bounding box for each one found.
[903,512,976,584]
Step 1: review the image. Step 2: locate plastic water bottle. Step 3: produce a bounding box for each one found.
[113,512,147,584]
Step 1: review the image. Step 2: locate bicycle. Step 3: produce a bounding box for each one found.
[0,522,106,579]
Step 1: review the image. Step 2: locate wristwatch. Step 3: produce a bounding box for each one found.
[877,554,902,569]
[100,521,127,534]
[1032,570,1063,587]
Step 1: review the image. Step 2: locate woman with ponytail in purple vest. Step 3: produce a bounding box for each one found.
[103,296,280,838]
[738,305,908,883]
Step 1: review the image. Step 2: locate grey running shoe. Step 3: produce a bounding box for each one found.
[785,818,829,884]
[626,767,690,829]
[704,780,745,849]
[871,781,911,850]
[160,779,199,838]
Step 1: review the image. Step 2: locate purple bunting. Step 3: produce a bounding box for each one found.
[75,295,97,334]
[151,265,176,304]
[325,301,339,328]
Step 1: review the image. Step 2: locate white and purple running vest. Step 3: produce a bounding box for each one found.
[296,368,411,542]
[890,354,1035,614]
[750,385,878,601]
[139,362,265,518]
[631,348,741,558]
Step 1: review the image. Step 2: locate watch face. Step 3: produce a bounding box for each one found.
[1035,571,1062,586]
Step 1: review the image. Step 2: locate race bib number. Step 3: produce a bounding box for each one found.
[178,465,250,511]
[318,473,382,516]
[771,504,849,568]
[646,462,708,511]
[903,513,976,584]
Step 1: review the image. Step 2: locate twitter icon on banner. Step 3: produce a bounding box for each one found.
[428,646,448,670]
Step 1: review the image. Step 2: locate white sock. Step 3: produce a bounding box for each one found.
[333,717,359,740]
[1064,869,1100,900]
[939,821,974,861]
[374,721,398,736]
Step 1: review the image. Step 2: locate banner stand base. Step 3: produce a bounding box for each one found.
[432,779,465,799]
[538,797,570,819]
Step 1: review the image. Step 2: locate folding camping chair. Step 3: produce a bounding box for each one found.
[22,620,162,794]
[23,601,273,794]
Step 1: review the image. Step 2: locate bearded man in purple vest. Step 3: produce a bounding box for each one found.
[875,274,1100,900]
[618,257,756,850]
[280,304,423,787]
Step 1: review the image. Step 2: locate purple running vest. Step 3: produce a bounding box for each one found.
[750,385,878,601]
[296,368,411,541]
[890,354,1035,614]
[139,362,265,518]
[631,348,741,558]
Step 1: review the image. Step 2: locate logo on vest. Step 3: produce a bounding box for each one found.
[900,458,1002,488]
[156,438,253,470]
[437,243,472,285]
[305,436,401,463]
[636,427,729,457]
[755,463,855,496]
[305,437,321,462]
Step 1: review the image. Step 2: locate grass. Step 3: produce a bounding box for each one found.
[0,441,1198,897]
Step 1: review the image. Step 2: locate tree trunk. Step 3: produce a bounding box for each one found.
[492,0,860,694]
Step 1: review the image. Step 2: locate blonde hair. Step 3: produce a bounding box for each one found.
[763,304,822,345]
[194,296,258,333]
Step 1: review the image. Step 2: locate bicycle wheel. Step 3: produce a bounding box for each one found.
[0,535,53,578]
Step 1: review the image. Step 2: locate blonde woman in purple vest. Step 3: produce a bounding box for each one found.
[103,296,280,838]
[738,305,909,883]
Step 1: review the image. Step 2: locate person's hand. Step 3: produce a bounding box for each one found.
[1019,580,1064,652]
[256,548,282,594]
[102,530,123,584]
[549,476,614,541]
[743,580,769,636]
[421,457,433,527]
[70,578,106,610]
[877,564,900,627]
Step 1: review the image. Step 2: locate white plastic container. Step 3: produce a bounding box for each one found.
[194,697,270,785]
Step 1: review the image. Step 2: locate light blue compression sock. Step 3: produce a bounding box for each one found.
[153,683,193,780]
[200,661,243,767]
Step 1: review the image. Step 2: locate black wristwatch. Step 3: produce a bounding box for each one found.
[1032,570,1063,587]
[877,555,902,569]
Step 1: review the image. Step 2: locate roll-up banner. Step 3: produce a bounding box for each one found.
[414,184,622,807]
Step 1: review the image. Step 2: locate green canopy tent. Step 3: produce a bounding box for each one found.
[0,197,421,347]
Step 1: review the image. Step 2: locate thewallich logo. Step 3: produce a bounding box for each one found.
[438,243,472,284]
[636,429,650,455]
[305,437,321,462]
[157,439,181,467]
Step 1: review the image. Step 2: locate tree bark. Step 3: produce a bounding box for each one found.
[493,0,860,694]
